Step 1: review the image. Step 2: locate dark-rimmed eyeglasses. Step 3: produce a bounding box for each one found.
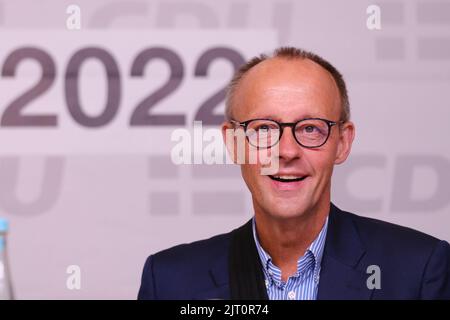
[230,118,344,149]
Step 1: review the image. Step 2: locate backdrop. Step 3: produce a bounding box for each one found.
[0,0,449,299]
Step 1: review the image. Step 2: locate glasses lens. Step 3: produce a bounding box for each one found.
[246,120,280,148]
[295,119,329,147]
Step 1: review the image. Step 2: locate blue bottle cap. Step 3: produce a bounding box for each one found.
[0,218,9,232]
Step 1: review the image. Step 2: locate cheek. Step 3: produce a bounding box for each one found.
[305,150,336,179]
[234,137,259,165]
[241,162,271,196]
[237,139,274,172]
[241,163,260,188]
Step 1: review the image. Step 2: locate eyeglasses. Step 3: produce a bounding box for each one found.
[230,118,343,149]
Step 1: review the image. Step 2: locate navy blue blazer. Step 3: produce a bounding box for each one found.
[138,203,450,299]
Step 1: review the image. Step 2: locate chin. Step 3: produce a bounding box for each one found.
[261,200,311,220]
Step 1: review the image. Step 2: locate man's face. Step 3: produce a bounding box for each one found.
[223,58,355,220]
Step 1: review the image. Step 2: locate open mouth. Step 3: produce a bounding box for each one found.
[268,175,307,182]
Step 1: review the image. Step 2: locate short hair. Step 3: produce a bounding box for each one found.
[225,47,350,122]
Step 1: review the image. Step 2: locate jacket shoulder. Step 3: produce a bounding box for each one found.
[340,209,446,269]
[339,209,450,299]
[344,210,441,248]
[152,230,232,267]
[138,230,233,299]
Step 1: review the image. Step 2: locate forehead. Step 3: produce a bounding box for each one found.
[233,57,341,121]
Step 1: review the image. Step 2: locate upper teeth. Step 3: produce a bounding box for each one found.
[274,175,303,179]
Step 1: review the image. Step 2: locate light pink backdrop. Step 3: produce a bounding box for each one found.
[0,0,449,299]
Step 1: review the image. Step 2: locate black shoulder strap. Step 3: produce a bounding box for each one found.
[228,219,269,300]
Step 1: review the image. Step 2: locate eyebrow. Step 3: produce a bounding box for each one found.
[246,114,322,122]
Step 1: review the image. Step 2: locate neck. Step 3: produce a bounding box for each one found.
[253,200,329,281]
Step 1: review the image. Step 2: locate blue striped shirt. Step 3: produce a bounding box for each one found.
[252,216,329,300]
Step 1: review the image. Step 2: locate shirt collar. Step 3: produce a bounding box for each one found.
[252,214,329,285]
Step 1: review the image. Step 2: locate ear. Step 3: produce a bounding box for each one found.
[334,121,355,165]
[222,121,238,164]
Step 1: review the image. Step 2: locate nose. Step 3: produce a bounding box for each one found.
[277,126,304,161]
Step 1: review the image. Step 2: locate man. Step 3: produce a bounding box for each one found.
[138,47,450,300]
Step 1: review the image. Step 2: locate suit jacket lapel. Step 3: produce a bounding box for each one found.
[318,203,374,300]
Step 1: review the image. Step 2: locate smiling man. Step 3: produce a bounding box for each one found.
[138,47,450,300]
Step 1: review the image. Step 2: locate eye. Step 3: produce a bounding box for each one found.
[256,124,271,131]
[296,122,327,137]
[304,125,318,133]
